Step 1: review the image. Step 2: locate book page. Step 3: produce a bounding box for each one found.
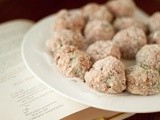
[0,20,88,120]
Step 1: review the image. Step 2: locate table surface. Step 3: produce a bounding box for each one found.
[0,0,160,120]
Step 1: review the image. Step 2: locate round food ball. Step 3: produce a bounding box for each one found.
[46,29,84,56]
[86,41,121,61]
[106,0,135,17]
[148,30,160,44]
[81,3,100,20]
[55,46,92,79]
[136,44,160,72]
[113,26,147,59]
[87,6,113,22]
[113,17,147,32]
[126,64,160,95]
[52,9,85,31]
[84,20,115,45]
[148,12,160,32]
[85,56,126,94]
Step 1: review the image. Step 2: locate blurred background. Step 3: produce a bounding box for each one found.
[0,0,160,23]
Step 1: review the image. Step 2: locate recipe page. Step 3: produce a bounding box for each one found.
[0,20,88,120]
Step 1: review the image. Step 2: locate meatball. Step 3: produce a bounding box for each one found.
[148,30,160,44]
[84,20,115,45]
[136,44,160,72]
[52,9,85,31]
[113,17,147,32]
[148,12,160,32]
[126,64,160,95]
[86,6,113,22]
[106,0,135,17]
[112,26,147,59]
[46,29,84,56]
[85,56,126,94]
[81,3,100,20]
[55,46,92,79]
[86,41,121,61]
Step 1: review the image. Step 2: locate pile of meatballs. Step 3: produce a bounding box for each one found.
[46,0,160,96]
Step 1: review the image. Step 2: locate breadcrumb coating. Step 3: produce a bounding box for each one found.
[136,44,160,72]
[86,41,121,61]
[55,46,92,79]
[113,26,147,59]
[148,12,160,32]
[126,64,160,95]
[106,0,135,17]
[46,29,84,56]
[84,20,115,45]
[52,9,85,31]
[85,56,126,94]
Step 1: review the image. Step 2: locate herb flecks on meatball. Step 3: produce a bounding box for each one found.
[46,29,84,57]
[55,46,92,79]
[126,64,160,95]
[85,56,126,94]
[136,44,160,73]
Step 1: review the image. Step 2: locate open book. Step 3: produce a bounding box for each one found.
[0,19,134,120]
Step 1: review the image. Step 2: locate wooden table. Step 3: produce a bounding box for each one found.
[0,0,160,119]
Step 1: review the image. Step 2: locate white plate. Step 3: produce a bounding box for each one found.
[22,8,160,113]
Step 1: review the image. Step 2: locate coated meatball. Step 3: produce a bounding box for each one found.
[148,12,160,32]
[85,56,126,94]
[52,9,85,31]
[46,29,84,56]
[113,26,147,59]
[84,20,115,45]
[136,44,160,72]
[86,41,121,61]
[86,6,113,22]
[106,0,135,17]
[148,30,160,44]
[113,17,147,32]
[81,3,100,20]
[55,46,92,79]
[126,64,160,95]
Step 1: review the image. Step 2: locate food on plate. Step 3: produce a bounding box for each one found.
[45,0,160,96]
[126,64,160,95]
[106,0,135,17]
[84,5,113,22]
[113,17,147,32]
[52,9,85,31]
[46,29,84,56]
[85,56,126,94]
[136,44,160,72]
[84,20,115,45]
[86,41,121,61]
[55,46,92,79]
[148,30,160,44]
[112,26,147,59]
[148,12,160,32]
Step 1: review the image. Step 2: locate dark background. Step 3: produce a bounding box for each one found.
[0,0,160,119]
[0,0,160,23]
